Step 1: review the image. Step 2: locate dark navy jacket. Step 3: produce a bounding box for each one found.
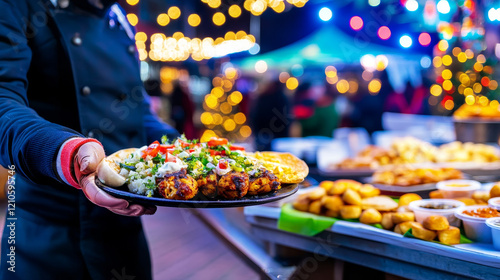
[0,0,178,279]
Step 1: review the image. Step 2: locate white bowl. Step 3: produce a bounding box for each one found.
[488,197,500,210]
[455,206,498,243]
[486,218,500,250]
[409,199,465,227]
[437,179,481,198]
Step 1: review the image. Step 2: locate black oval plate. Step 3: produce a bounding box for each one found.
[97,179,299,208]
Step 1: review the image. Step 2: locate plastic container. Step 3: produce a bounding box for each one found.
[455,206,499,243]
[488,197,500,210]
[409,199,465,227]
[486,217,500,250]
[437,179,481,198]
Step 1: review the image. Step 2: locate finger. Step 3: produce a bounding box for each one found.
[80,174,129,209]
[107,204,146,217]
[143,205,157,215]
[78,142,105,175]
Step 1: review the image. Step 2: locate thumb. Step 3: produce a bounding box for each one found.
[76,142,105,175]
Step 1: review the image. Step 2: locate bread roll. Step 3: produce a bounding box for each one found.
[359,208,382,224]
[392,212,415,224]
[381,213,394,230]
[490,184,500,198]
[412,224,437,241]
[394,224,402,234]
[429,190,444,199]
[340,205,362,219]
[343,188,362,205]
[308,188,326,200]
[319,181,335,193]
[309,200,322,215]
[398,221,421,235]
[328,181,347,195]
[437,226,461,245]
[292,197,310,212]
[337,179,362,192]
[423,215,449,231]
[321,195,344,212]
[359,184,381,198]
[398,193,422,207]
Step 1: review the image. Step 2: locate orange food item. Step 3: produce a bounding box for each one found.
[462,207,500,218]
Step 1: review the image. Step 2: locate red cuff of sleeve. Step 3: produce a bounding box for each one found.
[60,138,102,189]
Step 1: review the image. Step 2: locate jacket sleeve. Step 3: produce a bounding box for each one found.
[0,1,82,185]
[142,90,180,143]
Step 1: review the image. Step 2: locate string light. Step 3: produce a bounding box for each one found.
[157,14,170,26]
[213,12,226,26]
[229,5,242,18]
[127,14,139,26]
[168,6,181,19]
[188,14,201,27]
[286,77,299,90]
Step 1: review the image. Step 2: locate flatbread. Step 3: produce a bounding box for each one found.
[361,195,398,211]
[97,148,137,187]
[246,151,309,184]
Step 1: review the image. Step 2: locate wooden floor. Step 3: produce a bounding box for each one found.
[0,202,259,280]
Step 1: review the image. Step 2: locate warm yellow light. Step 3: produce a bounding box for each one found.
[225,31,236,41]
[442,55,452,66]
[337,79,350,94]
[477,54,486,63]
[458,84,465,94]
[220,102,233,114]
[211,87,224,98]
[201,130,218,143]
[479,96,489,106]
[208,0,221,8]
[465,49,474,59]
[250,0,267,15]
[457,52,467,63]
[229,91,243,105]
[279,72,290,83]
[368,79,381,94]
[213,114,223,125]
[255,60,268,73]
[157,14,170,26]
[441,69,452,80]
[229,5,242,18]
[234,112,246,124]
[138,49,147,61]
[273,1,285,13]
[438,40,449,52]
[168,6,181,19]
[452,47,461,57]
[489,80,498,90]
[223,119,236,131]
[212,77,223,87]
[213,12,226,26]
[460,74,470,85]
[464,88,474,96]
[474,62,483,72]
[225,67,238,79]
[442,80,453,91]
[430,84,442,96]
[326,76,338,84]
[127,14,139,26]
[236,31,247,39]
[126,0,139,5]
[188,14,201,27]
[135,32,147,42]
[444,99,454,110]
[490,100,499,109]
[286,77,299,90]
[465,95,475,105]
[205,94,218,109]
[240,125,252,138]
[222,80,233,92]
[473,83,483,93]
[348,80,358,94]
[200,112,214,125]
[433,56,442,68]
[172,32,184,40]
[325,66,337,78]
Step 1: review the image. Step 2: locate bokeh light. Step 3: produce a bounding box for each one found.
[229,5,242,18]
[255,60,268,73]
[319,7,333,21]
[213,12,226,26]
[350,16,363,30]
[418,33,431,46]
[286,77,299,90]
[378,26,391,40]
[127,14,139,26]
[188,14,201,27]
[168,6,181,19]
[399,35,412,48]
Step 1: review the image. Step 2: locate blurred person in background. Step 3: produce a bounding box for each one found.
[384,81,430,115]
[0,0,179,279]
[250,80,291,151]
[293,81,339,137]
[170,82,196,139]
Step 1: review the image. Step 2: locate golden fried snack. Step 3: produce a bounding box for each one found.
[359,208,382,224]
[325,209,340,218]
[437,226,461,245]
[397,206,411,213]
[472,190,490,203]
[381,213,394,230]
[328,182,348,195]
[309,200,322,215]
[247,152,308,184]
[321,195,344,212]
[337,179,362,192]
[361,196,398,211]
[359,184,381,198]
[429,190,444,199]
[399,193,422,207]
[340,205,362,219]
[308,188,326,200]
[157,169,198,200]
[490,184,500,198]
[343,188,362,205]
[218,171,249,199]
[292,197,310,212]
[392,212,415,224]
[319,181,335,192]
[394,224,402,234]
[247,170,281,196]
[197,170,218,198]
[453,197,476,206]
[412,224,437,241]
[423,215,450,231]
[398,221,421,235]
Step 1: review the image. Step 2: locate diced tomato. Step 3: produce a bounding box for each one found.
[142,141,160,158]
[187,149,195,153]
[218,160,228,169]
[177,139,191,148]
[229,145,245,151]
[209,149,226,156]
[207,137,228,147]
[158,144,175,154]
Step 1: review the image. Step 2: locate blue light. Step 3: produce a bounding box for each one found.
[319,7,332,22]
[399,35,412,48]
